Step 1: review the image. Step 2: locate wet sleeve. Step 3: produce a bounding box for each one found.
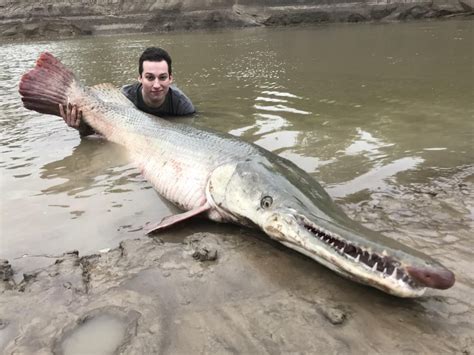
[78,119,96,137]
[121,84,131,97]
[121,84,139,107]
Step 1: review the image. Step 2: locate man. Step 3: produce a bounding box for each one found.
[59,47,195,137]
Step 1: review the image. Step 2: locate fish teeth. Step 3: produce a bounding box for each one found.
[372,262,378,272]
[391,268,398,279]
[355,254,360,262]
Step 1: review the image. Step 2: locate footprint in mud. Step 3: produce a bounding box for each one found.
[60,315,125,354]
[54,307,140,355]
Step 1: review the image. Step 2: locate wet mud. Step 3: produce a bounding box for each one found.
[1,166,473,354]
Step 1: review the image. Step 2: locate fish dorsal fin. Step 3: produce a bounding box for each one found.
[91,83,135,108]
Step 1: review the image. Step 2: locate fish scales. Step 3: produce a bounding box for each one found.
[76,95,258,212]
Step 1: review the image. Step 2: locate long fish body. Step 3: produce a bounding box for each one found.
[19,52,455,297]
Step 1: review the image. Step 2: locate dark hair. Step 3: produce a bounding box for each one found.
[139,47,172,76]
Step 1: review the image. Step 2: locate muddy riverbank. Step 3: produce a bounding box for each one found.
[1,165,472,354]
[1,0,473,40]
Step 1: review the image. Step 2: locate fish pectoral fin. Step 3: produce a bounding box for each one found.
[145,202,211,235]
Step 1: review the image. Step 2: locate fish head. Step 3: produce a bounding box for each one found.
[207,156,455,298]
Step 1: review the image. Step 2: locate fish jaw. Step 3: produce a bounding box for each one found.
[261,209,454,297]
[206,158,454,298]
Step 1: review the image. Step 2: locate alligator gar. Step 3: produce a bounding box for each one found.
[19,52,455,297]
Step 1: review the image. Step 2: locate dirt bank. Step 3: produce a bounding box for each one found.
[0,0,473,40]
[1,165,472,354]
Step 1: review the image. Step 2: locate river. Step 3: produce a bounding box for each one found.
[1,20,472,278]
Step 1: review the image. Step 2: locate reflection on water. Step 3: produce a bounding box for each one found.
[255,130,299,152]
[343,128,394,160]
[39,139,138,197]
[0,20,472,271]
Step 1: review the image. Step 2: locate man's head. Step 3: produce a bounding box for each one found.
[139,47,172,76]
[138,47,174,108]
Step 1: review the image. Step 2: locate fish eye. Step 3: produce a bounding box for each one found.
[260,196,273,209]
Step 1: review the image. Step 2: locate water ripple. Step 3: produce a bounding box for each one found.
[229,113,290,137]
[261,91,301,99]
[327,157,424,198]
[254,104,311,115]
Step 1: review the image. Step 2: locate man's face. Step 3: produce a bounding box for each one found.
[139,60,173,107]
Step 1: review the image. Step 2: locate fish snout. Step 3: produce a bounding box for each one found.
[406,266,455,290]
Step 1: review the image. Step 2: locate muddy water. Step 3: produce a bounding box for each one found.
[60,314,126,355]
[1,22,472,276]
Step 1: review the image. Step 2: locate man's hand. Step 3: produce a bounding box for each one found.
[58,103,95,137]
[59,103,83,129]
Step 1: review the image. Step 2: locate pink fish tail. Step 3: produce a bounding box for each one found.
[18,52,75,116]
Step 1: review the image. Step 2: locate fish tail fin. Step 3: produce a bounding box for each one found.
[18,52,76,116]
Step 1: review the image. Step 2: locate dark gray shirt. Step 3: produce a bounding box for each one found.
[121,83,195,117]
